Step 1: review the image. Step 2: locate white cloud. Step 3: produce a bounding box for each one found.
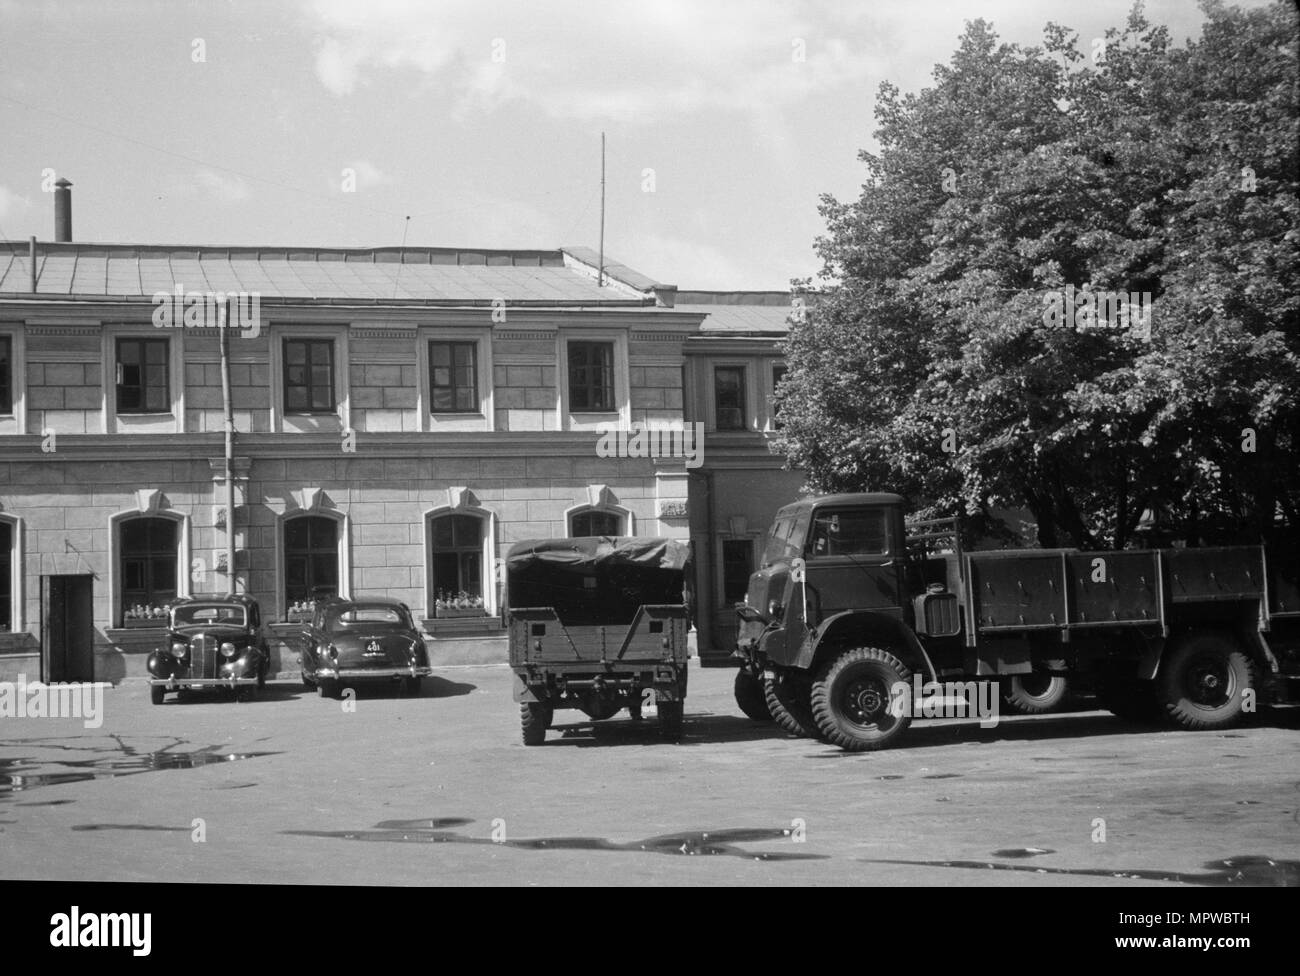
[300,0,883,122]
[194,169,251,203]
[0,184,33,222]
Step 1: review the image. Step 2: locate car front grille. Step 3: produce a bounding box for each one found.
[191,634,219,678]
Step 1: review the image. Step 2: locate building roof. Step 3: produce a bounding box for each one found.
[0,242,664,306]
[673,290,794,334]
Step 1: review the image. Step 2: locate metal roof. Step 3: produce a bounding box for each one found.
[0,242,657,305]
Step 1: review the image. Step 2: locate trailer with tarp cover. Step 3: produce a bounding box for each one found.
[506,536,692,745]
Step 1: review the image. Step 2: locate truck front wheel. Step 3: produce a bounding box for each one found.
[764,672,821,739]
[811,647,912,752]
[1157,633,1256,731]
[734,669,773,722]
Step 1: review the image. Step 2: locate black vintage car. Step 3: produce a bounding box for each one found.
[299,597,431,698]
[147,595,269,704]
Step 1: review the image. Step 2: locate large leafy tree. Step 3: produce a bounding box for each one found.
[778,1,1298,549]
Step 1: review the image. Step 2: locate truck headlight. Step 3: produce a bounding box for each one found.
[768,599,784,620]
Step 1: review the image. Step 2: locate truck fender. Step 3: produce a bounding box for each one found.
[512,670,547,704]
[798,610,938,684]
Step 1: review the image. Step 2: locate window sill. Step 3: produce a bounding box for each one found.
[423,616,502,637]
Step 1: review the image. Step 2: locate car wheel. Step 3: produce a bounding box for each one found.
[734,669,774,721]
[150,685,166,706]
[301,671,316,690]
[810,647,912,752]
[763,671,821,739]
[657,700,684,741]
[1157,633,1255,731]
[521,702,551,746]
[1001,674,1068,714]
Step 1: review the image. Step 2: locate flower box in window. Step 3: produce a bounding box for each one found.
[433,592,486,619]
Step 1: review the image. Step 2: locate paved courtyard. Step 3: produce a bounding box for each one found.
[1,665,1297,887]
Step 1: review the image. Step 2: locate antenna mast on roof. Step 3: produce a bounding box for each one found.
[598,132,605,288]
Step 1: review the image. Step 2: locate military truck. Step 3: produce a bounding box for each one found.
[734,493,1300,751]
[506,536,692,745]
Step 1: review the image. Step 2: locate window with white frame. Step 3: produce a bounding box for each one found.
[116,337,170,414]
[0,518,12,631]
[119,516,179,616]
[430,513,485,602]
[284,515,340,605]
[568,341,615,412]
[714,365,747,430]
[0,336,11,415]
[570,509,625,537]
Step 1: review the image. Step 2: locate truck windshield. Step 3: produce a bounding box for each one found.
[762,518,796,566]
[808,509,889,556]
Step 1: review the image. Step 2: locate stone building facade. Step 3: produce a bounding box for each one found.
[0,237,801,681]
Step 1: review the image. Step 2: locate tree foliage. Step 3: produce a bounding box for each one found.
[777,1,1299,548]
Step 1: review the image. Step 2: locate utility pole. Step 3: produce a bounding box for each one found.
[598,132,606,288]
[219,299,235,597]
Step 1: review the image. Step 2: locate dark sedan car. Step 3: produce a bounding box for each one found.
[299,597,431,698]
[147,595,269,704]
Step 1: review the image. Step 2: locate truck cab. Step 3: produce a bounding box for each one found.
[737,493,912,668]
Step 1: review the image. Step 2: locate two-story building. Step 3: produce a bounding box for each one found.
[0,197,802,680]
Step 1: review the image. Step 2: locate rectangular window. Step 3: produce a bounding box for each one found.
[568,341,615,412]
[771,364,787,429]
[0,335,11,414]
[283,338,336,413]
[116,338,170,414]
[0,520,11,631]
[722,539,754,605]
[715,366,747,430]
[429,341,478,413]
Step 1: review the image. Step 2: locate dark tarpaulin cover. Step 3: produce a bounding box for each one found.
[506,536,692,625]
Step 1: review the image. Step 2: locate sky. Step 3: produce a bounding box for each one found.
[0,0,1276,290]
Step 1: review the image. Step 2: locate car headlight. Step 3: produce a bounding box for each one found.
[327,644,338,660]
[220,642,238,658]
[171,642,188,658]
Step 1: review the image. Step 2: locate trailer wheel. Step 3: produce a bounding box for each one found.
[1157,633,1256,731]
[764,672,822,739]
[658,701,684,742]
[734,669,773,722]
[1001,674,1068,715]
[521,702,551,745]
[150,685,166,706]
[811,647,912,752]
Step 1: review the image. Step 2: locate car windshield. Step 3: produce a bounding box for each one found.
[325,605,412,632]
[173,604,247,627]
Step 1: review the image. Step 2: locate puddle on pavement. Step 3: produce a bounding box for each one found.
[286,819,826,862]
[992,847,1055,858]
[864,854,1299,886]
[877,775,905,780]
[71,824,190,833]
[923,773,962,779]
[16,799,75,807]
[0,740,278,797]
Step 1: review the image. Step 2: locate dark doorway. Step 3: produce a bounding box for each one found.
[42,575,95,682]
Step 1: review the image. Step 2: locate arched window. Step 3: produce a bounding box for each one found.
[430,514,484,601]
[285,515,339,606]
[120,517,178,615]
[0,519,12,632]
[570,509,624,537]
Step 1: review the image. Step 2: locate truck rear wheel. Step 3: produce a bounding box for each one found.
[658,700,684,741]
[734,669,773,722]
[521,702,552,746]
[811,647,912,751]
[1157,633,1255,731]
[764,672,821,739]
[1001,674,1068,714]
